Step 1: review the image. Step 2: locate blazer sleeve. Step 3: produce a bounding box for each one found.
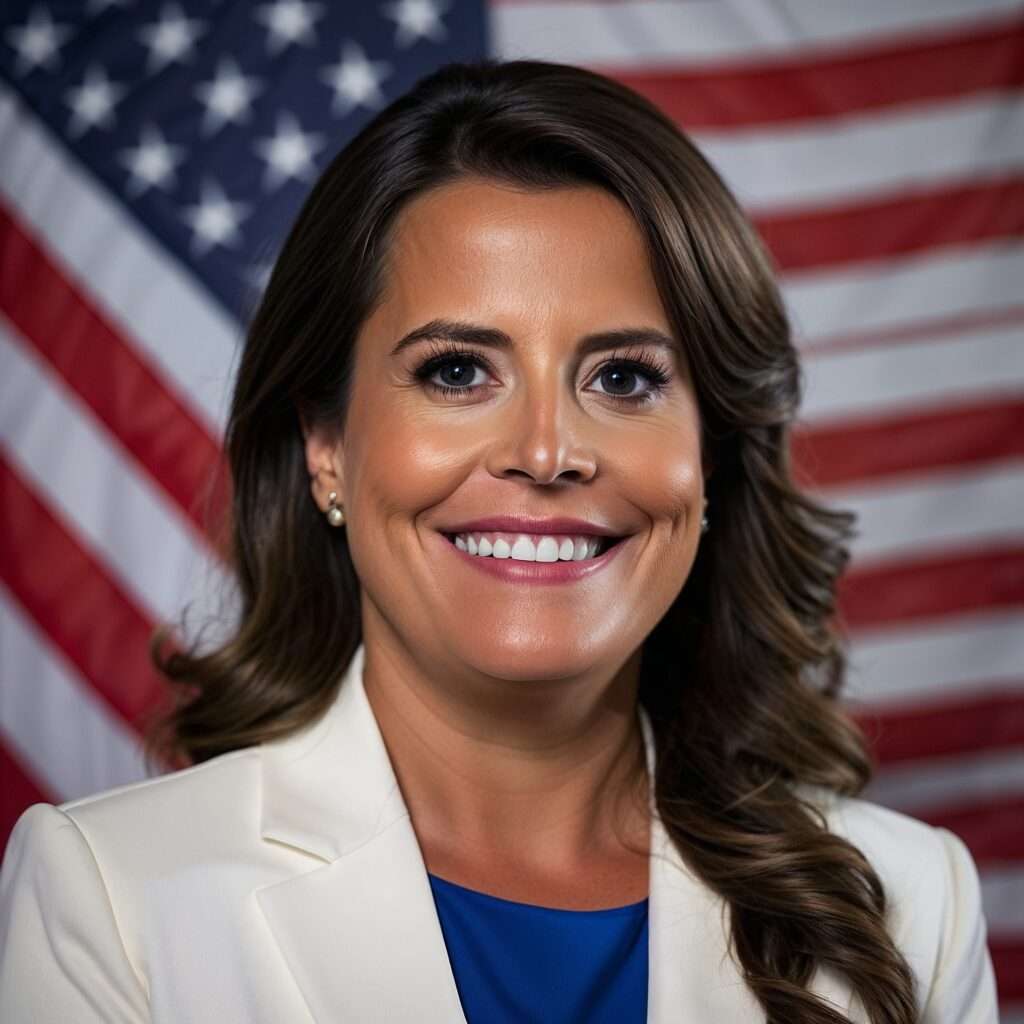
[919,826,998,1024]
[0,803,150,1023]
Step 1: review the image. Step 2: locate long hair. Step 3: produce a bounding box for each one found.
[148,59,917,1024]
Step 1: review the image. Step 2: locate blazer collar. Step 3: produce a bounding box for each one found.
[255,642,770,1023]
[259,642,407,862]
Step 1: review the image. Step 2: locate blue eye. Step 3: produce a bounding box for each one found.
[413,343,671,406]
[425,356,489,394]
[590,363,669,402]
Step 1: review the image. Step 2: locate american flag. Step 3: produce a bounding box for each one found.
[1,0,1022,1014]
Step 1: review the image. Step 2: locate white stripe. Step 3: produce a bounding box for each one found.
[818,460,1024,565]
[844,611,1023,705]
[979,867,1024,937]
[865,748,1024,815]
[697,94,1024,212]
[799,320,1024,424]
[0,317,234,636]
[783,240,1024,347]
[0,584,149,804]
[493,0,1024,66]
[0,83,237,436]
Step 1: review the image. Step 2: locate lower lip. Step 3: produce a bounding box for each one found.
[435,532,631,584]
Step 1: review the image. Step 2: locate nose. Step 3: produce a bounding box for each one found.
[485,377,598,486]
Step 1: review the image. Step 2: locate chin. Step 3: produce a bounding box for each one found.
[445,638,618,684]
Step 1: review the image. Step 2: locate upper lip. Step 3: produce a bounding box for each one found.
[439,517,624,537]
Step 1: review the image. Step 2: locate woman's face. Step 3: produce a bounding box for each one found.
[307,177,706,684]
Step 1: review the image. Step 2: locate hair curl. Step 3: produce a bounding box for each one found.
[148,59,917,1024]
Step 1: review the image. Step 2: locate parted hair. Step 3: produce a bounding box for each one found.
[148,59,918,1023]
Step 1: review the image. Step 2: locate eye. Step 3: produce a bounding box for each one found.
[415,351,493,399]
[589,358,671,405]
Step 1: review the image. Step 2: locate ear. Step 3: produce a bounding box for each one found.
[302,417,345,513]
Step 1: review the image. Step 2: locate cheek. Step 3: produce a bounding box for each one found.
[644,453,702,527]
[344,407,472,522]
[614,419,704,530]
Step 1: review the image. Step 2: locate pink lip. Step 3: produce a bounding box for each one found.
[439,516,622,537]
[433,529,631,584]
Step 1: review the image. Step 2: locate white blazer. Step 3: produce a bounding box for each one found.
[0,643,998,1022]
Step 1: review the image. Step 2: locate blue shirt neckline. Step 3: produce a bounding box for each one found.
[427,871,649,916]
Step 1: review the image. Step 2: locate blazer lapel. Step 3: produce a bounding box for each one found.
[254,643,467,1023]
[640,714,766,1023]
[642,721,855,1021]
[646,814,765,1021]
[255,817,467,1022]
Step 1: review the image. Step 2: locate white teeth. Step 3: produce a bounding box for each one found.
[512,535,538,560]
[451,532,607,561]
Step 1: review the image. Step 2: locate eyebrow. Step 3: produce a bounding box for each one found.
[389,318,680,359]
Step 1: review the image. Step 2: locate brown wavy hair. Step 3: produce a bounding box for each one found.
[148,60,918,1023]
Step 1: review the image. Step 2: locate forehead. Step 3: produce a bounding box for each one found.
[368,177,671,339]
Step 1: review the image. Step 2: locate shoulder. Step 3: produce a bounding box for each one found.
[0,748,269,1012]
[58,746,260,853]
[798,787,998,1023]
[802,786,974,935]
[803,786,954,888]
[3,746,263,897]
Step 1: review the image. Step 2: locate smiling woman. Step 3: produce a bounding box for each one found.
[0,61,997,1024]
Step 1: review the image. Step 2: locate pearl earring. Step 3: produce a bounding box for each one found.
[326,491,346,527]
[700,497,709,534]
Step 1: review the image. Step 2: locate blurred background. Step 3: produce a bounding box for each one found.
[1,0,1022,1014]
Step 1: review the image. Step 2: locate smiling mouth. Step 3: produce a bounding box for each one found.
[441,532,627,561]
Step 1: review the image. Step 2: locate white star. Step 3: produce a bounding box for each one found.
[381,0,449,48]
[181,180,250,256]
[194,57,263,135]
[254,111,325,190]
[119,123,185,196]
[138,3,205,73]
[254,0,323,54]
[319,41,391,116]
[64,65,127,137]
[5,6,74,75]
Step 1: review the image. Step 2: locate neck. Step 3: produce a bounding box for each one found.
[359,621,651,882]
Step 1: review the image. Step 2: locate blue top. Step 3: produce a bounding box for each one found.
[427,872,649,1024]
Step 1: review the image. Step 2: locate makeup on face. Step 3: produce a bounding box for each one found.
[321,178,704,675]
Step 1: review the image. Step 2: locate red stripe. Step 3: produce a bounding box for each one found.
[756,177,1024,273]
[801,305,1024,357]
[792,398,1024,489]
[0,203,228,547]
[993,938,1024,1002]
[608,16,1024,130]
[0,457,171,733]
[920,797,1024,866]
[855,689,1024,765]
[0,738,54,856]
[836,545,1024,631]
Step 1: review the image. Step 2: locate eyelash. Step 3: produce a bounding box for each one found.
[412,341,672,407]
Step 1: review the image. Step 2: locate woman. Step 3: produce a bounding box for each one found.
[0,60,997,1023]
